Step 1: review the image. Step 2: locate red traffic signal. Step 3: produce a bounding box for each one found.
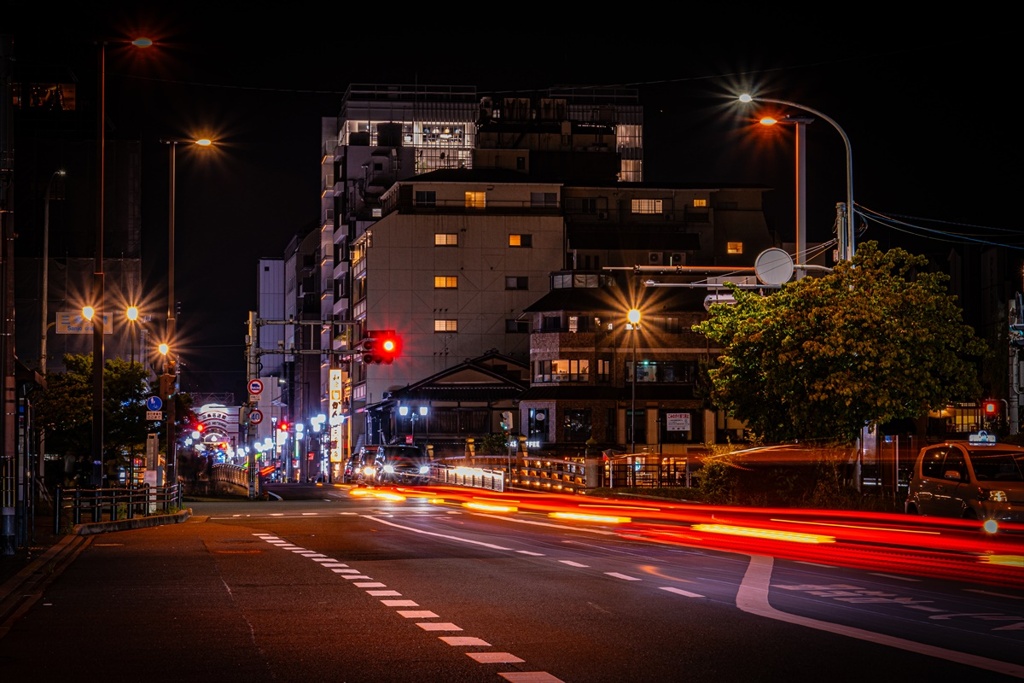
[981,399,1000,417]
[277,420,290,432]
[378,331,400,364]
[362,330,401,364]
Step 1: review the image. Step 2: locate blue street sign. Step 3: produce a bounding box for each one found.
[146,395,163,411]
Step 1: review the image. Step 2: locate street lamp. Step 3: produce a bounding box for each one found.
[126,305,139,364]
[755,114,814,279]
[93,36,152,486]
[158,136,212,486]
[399,405,428,444]
[627,308,641,455]
[738,94,855,263]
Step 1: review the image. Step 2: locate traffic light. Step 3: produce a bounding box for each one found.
[158,373,175,399]
[361,330,401,364]
[378,330,401,364]
[982,399,1001,418]
[359,336,380,364]
[277,420,290,433]
[500,410,513,432]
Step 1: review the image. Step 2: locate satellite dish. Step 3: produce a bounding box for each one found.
[754,248,795,286]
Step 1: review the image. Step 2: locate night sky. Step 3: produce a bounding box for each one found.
[6,4,1020,395]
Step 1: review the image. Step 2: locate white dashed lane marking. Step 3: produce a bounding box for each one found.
[253,532,568,681]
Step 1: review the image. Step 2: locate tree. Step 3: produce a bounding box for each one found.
[693,241,990,444]
[30,354,188,483]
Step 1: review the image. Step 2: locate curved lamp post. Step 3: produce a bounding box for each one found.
[738,94,855,263]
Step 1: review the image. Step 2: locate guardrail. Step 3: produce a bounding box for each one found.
[54,484,183,534]
[432,464,506,491]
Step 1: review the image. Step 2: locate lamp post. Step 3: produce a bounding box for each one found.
[399,405,428,444]
[756,114,814,279]
[627,308,641,455]
[92,37,152,487]
[158,136,211,486]
[40,168,65,374]
[739,94,855,263]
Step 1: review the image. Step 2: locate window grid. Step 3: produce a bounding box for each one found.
[434,276,458,289]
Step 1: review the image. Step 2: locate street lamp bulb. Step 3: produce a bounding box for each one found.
[82,305,95,320]
[195,138,213,146]
[131,37,154,48]
[759,117,778,126]
[159,342,169,355]
[738,93,753,103]
[127,305,139,321]
[627,308,641,326]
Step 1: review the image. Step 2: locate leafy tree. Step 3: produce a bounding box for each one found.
[31,354,195,483]
[693,241,989,444]
[475,432,508,455]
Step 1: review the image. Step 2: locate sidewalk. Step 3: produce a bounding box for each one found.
[0,506,191,628]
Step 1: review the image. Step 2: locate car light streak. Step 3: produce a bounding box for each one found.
[769,518,940,536]
[463,501,518,513]
[549,512,632,524]
[979,554,1024,567]
[691,523,835,544]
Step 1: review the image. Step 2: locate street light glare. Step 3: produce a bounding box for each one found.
[738,93,753,103]
[131,37,154,48]
[759,117,778,126]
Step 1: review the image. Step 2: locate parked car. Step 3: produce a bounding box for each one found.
[904,431,1024,523]
[372,444,432,485]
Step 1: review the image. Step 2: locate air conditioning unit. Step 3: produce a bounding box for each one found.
[648,252,663,265]
[668,252,684,265]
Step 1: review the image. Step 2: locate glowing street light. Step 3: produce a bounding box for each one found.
[739,93,855,263]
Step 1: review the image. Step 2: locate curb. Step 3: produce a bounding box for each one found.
[72,508,192,536]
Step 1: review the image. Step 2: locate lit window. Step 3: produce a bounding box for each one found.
[434,276,458,289]
[630,198,663,214]
[727,242,743,255]
[434,233,458,246]
[434,319,458,332]
[465,191,486,209]
[508,234,533,247]
[693,198,707,207]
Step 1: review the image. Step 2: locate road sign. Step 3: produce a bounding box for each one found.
[146,410,163,421]
[248,379,264,395]
[249,409,264,425]
[146,396,163,411]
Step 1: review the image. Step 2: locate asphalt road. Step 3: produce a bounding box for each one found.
[0,486,1021,682]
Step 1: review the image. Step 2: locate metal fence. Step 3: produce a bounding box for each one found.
[53,484,183,534]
